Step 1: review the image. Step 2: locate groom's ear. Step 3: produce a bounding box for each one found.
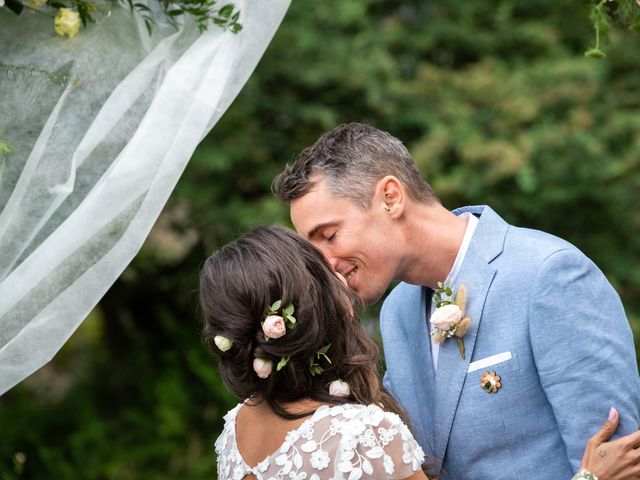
[376,175,405,218]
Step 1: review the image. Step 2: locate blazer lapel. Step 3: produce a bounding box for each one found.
[402,286,438,452]
[432,206,506,470]
[432,255,496,468]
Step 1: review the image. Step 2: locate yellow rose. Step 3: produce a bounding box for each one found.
[54,8,81,38]
[213,335,233,352]
[27,0,47,9]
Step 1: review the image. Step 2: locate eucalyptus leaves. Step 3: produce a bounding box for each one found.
[2,0,242,38]
[308,344,331,376]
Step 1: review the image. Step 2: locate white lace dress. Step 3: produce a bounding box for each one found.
[215,403,425,480]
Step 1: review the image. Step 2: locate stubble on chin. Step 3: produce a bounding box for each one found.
[359,287,387,307]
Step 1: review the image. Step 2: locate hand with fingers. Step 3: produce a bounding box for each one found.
[574,407,640,480]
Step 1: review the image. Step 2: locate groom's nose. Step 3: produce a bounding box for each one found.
[316,246,338,271]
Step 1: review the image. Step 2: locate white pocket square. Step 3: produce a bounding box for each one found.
[467,351,513,373]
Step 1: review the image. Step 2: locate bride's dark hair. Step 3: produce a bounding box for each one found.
[199,225,406,421]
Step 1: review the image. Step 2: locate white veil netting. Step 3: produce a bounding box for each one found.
[0,0,291,395]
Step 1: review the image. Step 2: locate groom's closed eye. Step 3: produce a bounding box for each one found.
[313,226,338,245]
[307,222,335,241]
[324,230,337,244]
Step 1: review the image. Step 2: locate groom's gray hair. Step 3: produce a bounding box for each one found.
[272,122,437,210]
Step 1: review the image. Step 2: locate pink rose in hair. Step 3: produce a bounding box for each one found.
[262,315,286,339]
[328,379,350,397]
[253,358,273,379]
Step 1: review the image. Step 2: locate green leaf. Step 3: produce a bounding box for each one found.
[144,18,153,35]
[584,48,606,58]
[285,317,297,330]
[270,300,282,312]
[284,304,294,316]
[218,3,234,17]
[276,356,289,371]
[315,344,332,364]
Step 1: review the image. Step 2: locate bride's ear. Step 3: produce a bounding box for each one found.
[376,175,405,218]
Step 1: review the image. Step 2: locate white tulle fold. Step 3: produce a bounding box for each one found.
[0,0,290,395]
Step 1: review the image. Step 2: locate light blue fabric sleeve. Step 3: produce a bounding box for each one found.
[528,248,640,470]
[381,304,397,402]
[382,370,394,396]
[380,299,398,400]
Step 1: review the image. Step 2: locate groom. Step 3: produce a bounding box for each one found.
[272,123,640,479]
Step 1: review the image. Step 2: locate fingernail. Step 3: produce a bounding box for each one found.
[608,407,618,422]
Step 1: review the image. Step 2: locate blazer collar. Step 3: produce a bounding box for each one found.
[451,205,508,264]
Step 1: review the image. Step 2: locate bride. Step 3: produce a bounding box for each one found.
[199,225,639,479]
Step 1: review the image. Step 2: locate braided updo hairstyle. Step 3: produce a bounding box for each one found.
[199,225,406,421]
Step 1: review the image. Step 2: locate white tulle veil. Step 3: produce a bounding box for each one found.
[0,0,290,395]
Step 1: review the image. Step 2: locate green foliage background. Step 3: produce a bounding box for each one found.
[2,1,639,478]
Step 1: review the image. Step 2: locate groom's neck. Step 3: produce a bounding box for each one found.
[396,202,467,289]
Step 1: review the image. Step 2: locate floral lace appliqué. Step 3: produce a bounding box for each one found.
[214,403,425,479]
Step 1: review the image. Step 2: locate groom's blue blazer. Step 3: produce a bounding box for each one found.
[381,205,640,480]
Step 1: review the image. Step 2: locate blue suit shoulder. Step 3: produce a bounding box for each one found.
[504,225,612,283]
[506,225,584,261]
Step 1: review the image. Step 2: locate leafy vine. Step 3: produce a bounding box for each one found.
[587,0,640,58]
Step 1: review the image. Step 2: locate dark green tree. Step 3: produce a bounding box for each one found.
[2,1,639,477]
